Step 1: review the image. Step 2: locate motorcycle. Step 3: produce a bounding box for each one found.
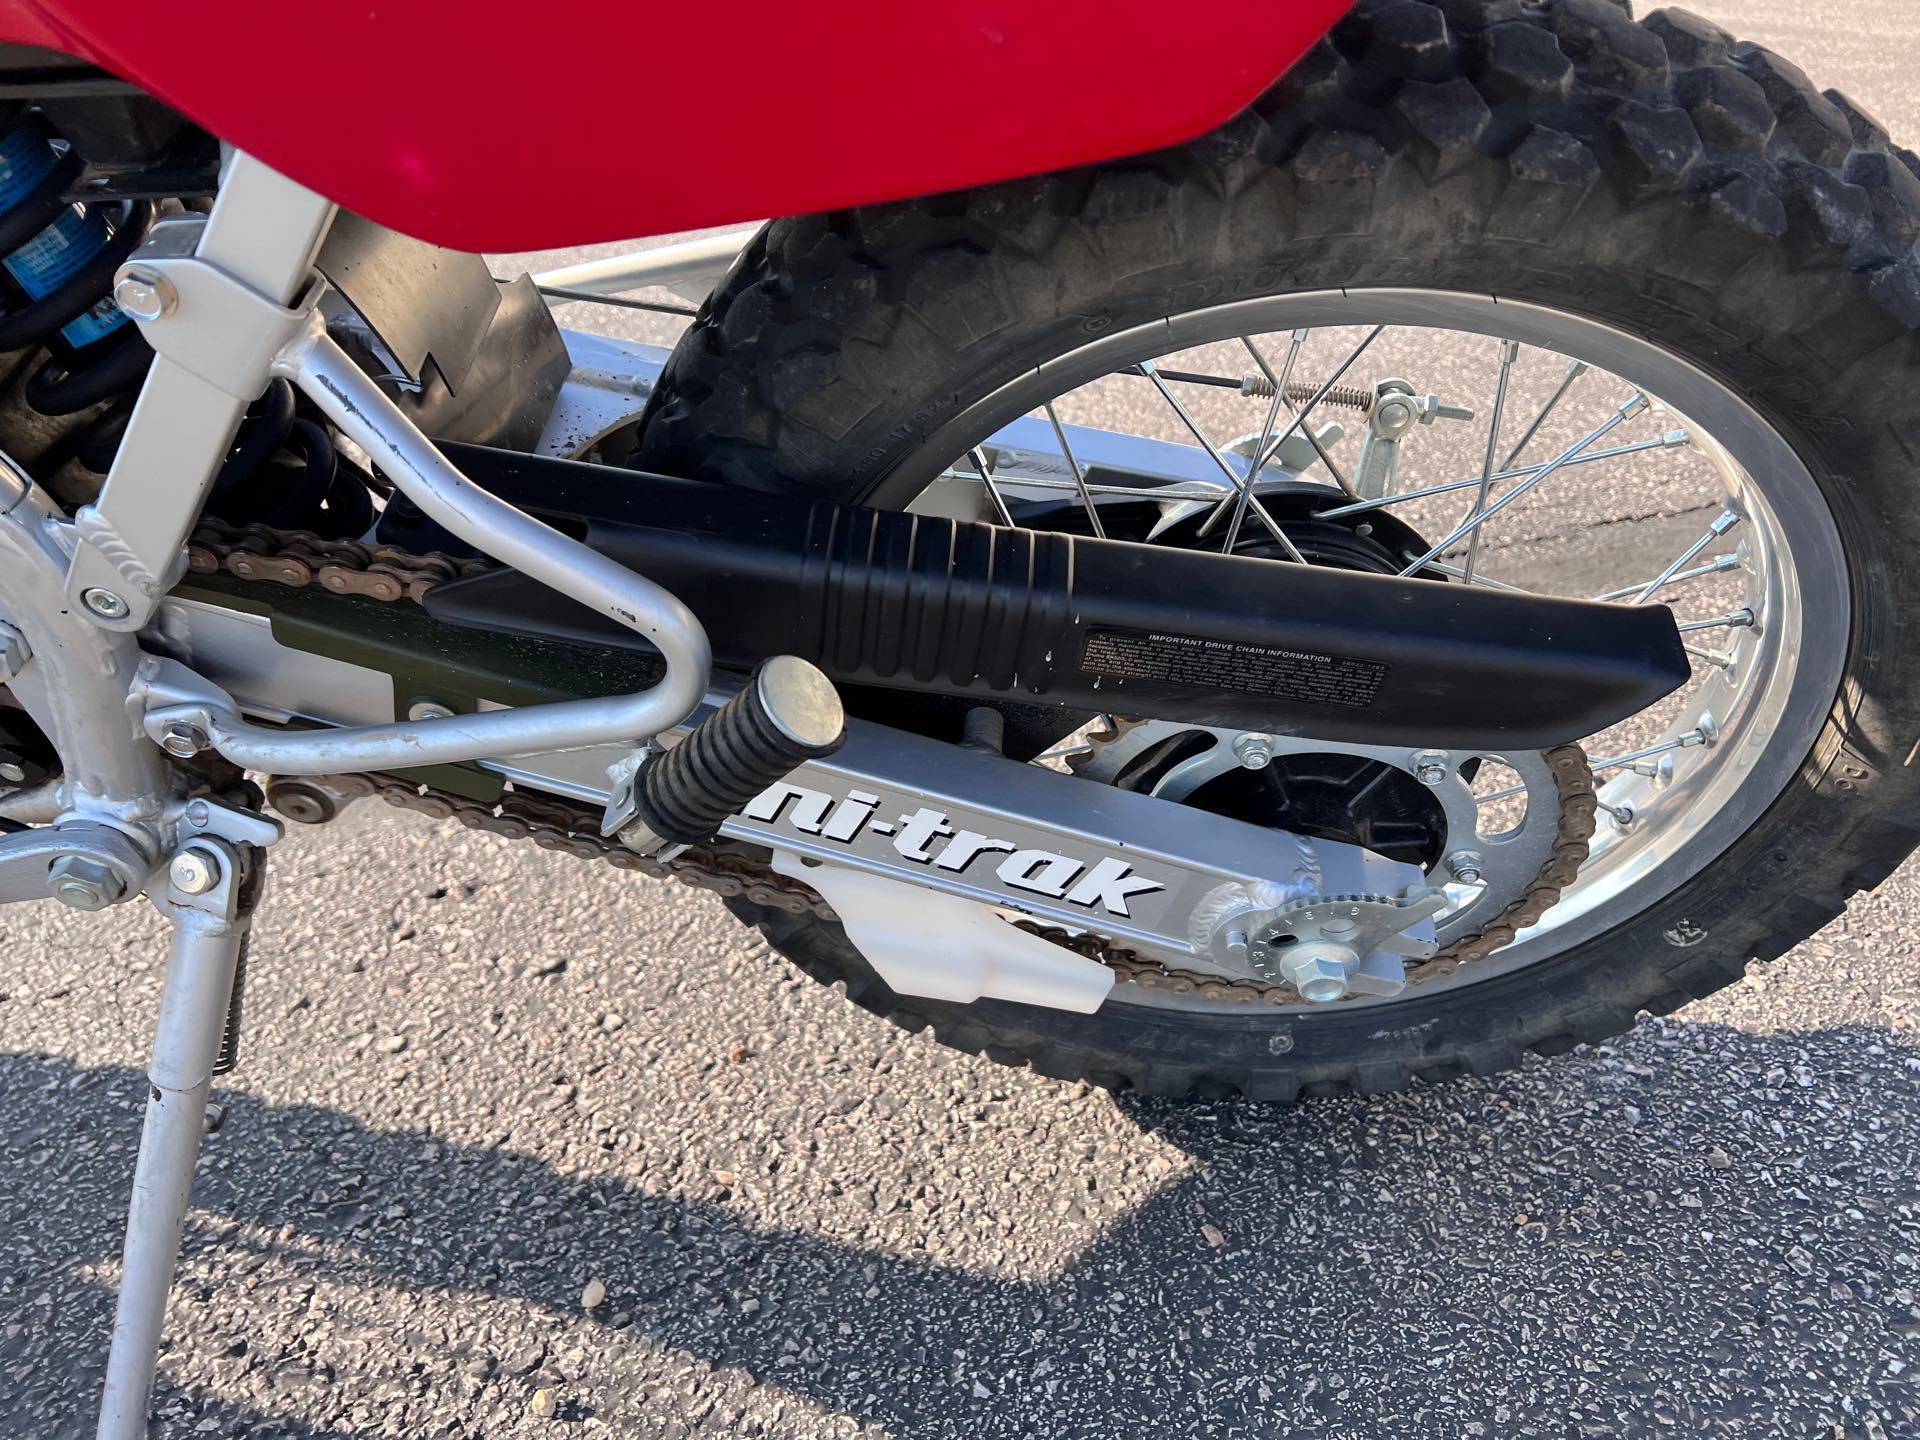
[0,0,1913,1431]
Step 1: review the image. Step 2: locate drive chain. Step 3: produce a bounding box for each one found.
[192,520,1596,1004]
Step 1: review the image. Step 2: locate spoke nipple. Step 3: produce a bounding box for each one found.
[1620,393,1650,419]
[1662,428,1692,447]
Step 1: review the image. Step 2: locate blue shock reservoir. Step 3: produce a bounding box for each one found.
[0,116,133,358]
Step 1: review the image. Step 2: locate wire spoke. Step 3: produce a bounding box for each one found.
[1241,332,1353,495]
[1042,402,1106,540]
[935,470,1231,502]
[1136,358,1306,561]
[1501,358,1588,469]
[1626,508,1743,604]
[968,447,1016,527]
[1676,608,1756,633]
[1463,339,1519,583]
[1396,393,1650,577]
[1195,325,1385,538]
[1223,373,1287,554]
[1415,559,1528,592]
[1589,551,1743,602]
[1311,432,1689,521]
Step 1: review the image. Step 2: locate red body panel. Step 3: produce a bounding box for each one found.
[0,1,1350,252]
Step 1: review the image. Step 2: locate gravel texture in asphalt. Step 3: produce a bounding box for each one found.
[6,3,1920,1437]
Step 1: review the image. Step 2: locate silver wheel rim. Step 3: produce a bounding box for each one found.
[875,289,1850,1012]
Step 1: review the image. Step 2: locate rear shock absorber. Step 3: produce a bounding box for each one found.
[0,109,371,536]
[0,110,157,460]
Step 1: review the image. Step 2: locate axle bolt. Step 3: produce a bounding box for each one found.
[1410,749,1451,786]
[47,855,124,911]
[159,721,209,759]
[407,699,456,722]
[112,265,177,322]
[1279,940,1355,1004]
[1232,733,1275,770]
[81,587,130,620]
[0,757,24,784]
[1447,850,1485,885]
[168,847,219,895]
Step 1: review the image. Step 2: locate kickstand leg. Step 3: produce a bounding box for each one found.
[95,838,261,1440]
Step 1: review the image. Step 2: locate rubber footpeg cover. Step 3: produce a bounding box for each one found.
[627,656,845,847]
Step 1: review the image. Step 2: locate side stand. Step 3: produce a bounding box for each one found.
[94,837,261,1440]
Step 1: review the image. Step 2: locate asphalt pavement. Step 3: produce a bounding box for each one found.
[6,3,1920,1437]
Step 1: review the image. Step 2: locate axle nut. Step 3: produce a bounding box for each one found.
[48,855,125,911]
[1279,940,1355,1004]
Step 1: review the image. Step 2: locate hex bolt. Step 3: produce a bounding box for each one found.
[81,587,130,620]
[158,720,209,759]
[1447,850,1485,885]
[168,847,219,896]
[1232,733,1275,770]
[112,265,177,322]
[1279,941,1355,1004]
[407,699,456,722]
[47,855,125,911]
[1410,749,1451,786]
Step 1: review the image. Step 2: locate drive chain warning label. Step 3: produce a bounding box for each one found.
[1078,627,1387,709]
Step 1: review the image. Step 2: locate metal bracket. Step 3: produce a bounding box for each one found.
[64,152,338,631]
[0,820,153,906]
[1352,378,1474,502]
[121,254,317,401]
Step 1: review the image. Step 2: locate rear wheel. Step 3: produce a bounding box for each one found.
[635,0,1920,1098]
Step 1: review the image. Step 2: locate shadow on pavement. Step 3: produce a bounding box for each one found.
[4,1019,1917,1438]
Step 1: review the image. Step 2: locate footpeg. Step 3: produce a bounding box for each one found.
[610,656,846,856]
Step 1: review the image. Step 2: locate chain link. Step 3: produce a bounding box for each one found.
[196,521,1594,1004]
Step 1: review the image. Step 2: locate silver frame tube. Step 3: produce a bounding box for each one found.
[139,311,711,774]
[529,227,757,300]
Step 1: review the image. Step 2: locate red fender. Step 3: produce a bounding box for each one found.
[0,1,1352,251]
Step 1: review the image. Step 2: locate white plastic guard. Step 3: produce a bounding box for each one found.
[771,852,1115,1013]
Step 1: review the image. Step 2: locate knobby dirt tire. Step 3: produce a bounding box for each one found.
[635,0,1920,1099]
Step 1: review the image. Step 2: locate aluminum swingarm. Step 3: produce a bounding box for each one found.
[0,153,1447,1438]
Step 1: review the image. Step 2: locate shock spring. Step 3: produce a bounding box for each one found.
[0,109,370,536]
